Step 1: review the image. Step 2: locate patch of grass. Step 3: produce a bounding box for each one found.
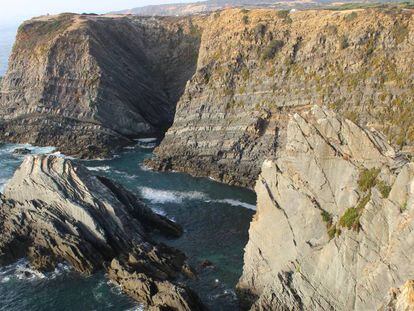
[339,207,361,231]
[344,12,358,22]
[392,22,409,44]
[242,15,249,25]
[400,201,408,212]
[261,39,284,61]
[358,168,380,192]
[321,210,332,224]
[328,227,341,239]
[339,192,371,231]
[377,180,391,198]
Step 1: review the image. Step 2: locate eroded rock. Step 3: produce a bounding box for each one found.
[0,155,204,310]
[237,106,414,310]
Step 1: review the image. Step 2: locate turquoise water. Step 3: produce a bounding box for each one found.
[0,142,256,310]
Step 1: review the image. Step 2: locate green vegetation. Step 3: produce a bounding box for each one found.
[261,40,284,61]
[321,210,340,240]
[242,15,249,25]
[254,23,266,37]
[400,201,408,212]
[358,168,380,192]
[276,10,292,23]
[392,22,409,44]
[339,35,349,49]
[339,207,361,230]
[344,12,358,22]
[377,180,391,198]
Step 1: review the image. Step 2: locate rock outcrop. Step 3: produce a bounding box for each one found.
[149,8,414,188]
[0,14,201,158]
[0,155,204,310]
[237,106,414,310]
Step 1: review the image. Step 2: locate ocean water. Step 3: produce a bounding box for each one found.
[0,23,18,76]
[0,142,256,310]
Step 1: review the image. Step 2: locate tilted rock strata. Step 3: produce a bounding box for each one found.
[237,106,414,310]
[149,8,414,188]
[0,155,204,310]
[0,14,201,158]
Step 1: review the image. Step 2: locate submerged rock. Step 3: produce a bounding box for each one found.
[0,155,204,310]
[237,106,414,310]
[12,148,31,155]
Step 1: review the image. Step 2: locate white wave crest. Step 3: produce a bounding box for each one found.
[139,187,207,204]
[214,199,256,210]
[87,166,111,172]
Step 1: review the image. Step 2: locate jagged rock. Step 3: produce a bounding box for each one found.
[237,106,414,310]
[0,155,203,310]
[382,280,414,311]
[149,8,414,188]
[12,147,31,155]
[0,14,201,158]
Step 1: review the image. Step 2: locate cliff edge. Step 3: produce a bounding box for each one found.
[237,106,413,310]
[149,8,414,188]
[0,13,201,158]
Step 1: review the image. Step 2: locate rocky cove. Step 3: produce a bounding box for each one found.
[0,5,413,311]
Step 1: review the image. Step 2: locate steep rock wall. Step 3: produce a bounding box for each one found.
[149,8,414,188]
[237,106,414,310]
[0,13,202,158]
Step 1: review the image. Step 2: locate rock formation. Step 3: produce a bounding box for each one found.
[0,13,201,158]
[237,106,414,310]
[149,8,414,188]
[0,155,204,310]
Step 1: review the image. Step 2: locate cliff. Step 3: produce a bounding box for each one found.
[0,13,201,158]
[0,155,204,310]
[237,106,414,310]
[149,8,414,188]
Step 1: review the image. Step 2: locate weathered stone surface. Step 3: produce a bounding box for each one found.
[0,155,203,310]
[149,8,414,188]
[0,14,201,158]
[382,280,414,311]
[237,106,414,310]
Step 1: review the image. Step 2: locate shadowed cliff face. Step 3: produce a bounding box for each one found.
[149,8,414,188]
[0,13,202,158]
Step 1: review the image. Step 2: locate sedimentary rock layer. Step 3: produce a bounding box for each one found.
[0,13,201,158]
[0,155,204,310]
[149,8,414,188]
[237,106,414,310]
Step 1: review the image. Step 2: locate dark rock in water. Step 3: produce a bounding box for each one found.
[12,148,31,155]
[0,155,204,310]
[199,260,214,269]
[0,14,201,159]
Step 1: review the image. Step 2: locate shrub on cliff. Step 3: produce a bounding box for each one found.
[261,39,284,60]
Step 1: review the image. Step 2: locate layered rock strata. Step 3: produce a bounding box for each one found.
[237,106,414,310]
[0,155,204,310]
[149,8,414,188]
[0,13,201,158]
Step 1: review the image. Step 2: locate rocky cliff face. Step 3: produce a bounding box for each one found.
[0,155,204,310]
[0,13,201,158]
[149,8,414,188]
[237,106,414,310]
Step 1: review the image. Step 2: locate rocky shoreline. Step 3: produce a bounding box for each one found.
[0,155,205,310]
